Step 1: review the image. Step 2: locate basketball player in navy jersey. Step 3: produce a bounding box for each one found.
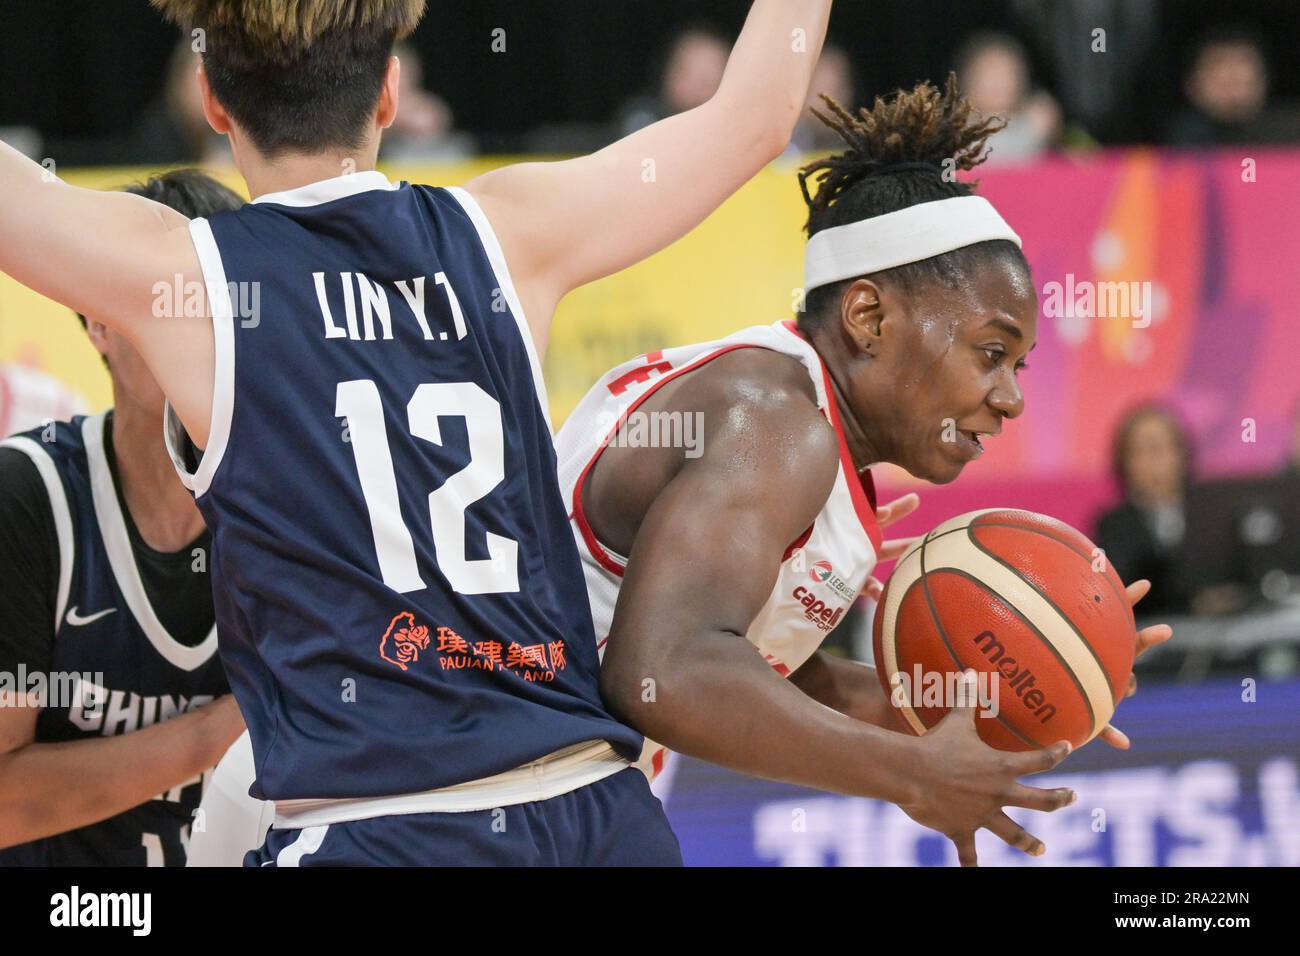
[0,0,835,865]
[559,81,1174,866]
[0,171,246,866]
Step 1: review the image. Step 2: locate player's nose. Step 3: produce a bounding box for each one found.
[988,379,1025,420]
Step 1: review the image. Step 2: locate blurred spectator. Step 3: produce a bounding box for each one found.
[116,40,229,166]
[379,44,475,163]
[955,31,1063,165]
[1165,26,1300,146]
[0,362,88,437]
[0,126,42,162]
[1096,405,1194,616]
[788,44,857,155]
[50,40,229,167]
[614,24,729,138]
[1009,0,1159,144]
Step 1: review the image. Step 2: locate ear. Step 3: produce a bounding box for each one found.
[838,279,885,357]
[84,319,111,358]
[197,60,232,135]
[376,55,401,130]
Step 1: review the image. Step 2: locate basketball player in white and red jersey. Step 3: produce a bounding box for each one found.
[557,80,1174,866]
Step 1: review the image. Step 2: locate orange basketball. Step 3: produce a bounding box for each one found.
[872,509,1136,752]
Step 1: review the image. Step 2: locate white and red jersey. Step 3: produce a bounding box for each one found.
[556,320,883,778]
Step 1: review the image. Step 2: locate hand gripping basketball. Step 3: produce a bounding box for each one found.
[898,670,1076,867]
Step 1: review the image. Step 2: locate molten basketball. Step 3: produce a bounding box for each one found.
[873,509,1136,752]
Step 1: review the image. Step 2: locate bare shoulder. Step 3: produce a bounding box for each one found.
[675,347,840,493]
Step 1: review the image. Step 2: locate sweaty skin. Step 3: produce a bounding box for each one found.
[591,265,1085,864]
[592,258,1172,863]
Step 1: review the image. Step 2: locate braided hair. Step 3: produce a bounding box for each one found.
[797,74,1030,329]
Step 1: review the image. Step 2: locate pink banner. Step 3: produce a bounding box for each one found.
[879,147,1300,539]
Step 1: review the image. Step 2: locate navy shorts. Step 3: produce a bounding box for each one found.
[246,767,682,866]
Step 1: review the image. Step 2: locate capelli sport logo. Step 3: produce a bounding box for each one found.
[807,560,858,602]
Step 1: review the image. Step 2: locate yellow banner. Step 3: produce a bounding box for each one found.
[0,159,812,423]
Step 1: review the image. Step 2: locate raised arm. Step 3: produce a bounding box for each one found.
[464,0,834,347]
[0,141,198,334]
[0,142,217,445]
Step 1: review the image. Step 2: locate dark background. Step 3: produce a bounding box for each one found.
[3,0,1300,152]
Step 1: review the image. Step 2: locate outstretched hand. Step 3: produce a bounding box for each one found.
[900,671,1076,867]
[1097,578,1173,749]
[864,492,919,602]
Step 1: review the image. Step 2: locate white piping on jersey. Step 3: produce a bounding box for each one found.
[0,436,75,633]
[164,217,236,500]
[251,170,399,207]
[444,186,554,435]
[271,740,627,827]
[83,413,219,672]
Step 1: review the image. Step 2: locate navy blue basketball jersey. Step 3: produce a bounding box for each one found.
[164,171,641,801]
[0,414,227,866]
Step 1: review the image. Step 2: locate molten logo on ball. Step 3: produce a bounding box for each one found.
[973,630,1057,724]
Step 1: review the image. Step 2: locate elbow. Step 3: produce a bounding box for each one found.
[757,124,793,166]
[709,91,798,168]
[598,646,658,728]
[750,104,798,164]
[599,643,691,743]
[597,654,637,726]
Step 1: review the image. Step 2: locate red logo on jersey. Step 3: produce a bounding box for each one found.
[810,560,834,583]
[379,612,570,681]
[379,612,431,670]
[791,586,846,632]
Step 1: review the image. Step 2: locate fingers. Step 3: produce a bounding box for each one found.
[953,832,979,868]
[1008,739,1072,775]
[951,669,983,715]
[986,812,1046,857]
[864,577,884,602]
[1003,782,1077,813]
[1135,623,1173,657]
[878,536,918,561]
[1125,578,1152,607]
[1099,723,1131,749]
[1126,673,1138,698]
[877,492,920,529]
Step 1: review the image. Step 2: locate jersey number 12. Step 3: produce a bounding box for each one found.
[336,379,520,595]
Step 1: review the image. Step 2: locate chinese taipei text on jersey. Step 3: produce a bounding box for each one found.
[556,320,884,779]
[164,172,659,861]
[0,413,226,865]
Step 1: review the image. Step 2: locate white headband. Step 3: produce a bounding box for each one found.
[803,195,1021,292]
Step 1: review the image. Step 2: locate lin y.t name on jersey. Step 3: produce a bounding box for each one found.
[314,271,470,343]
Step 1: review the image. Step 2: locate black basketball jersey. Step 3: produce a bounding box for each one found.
[0,413,228,866]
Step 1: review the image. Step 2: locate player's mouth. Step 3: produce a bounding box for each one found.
[952,426,998,460]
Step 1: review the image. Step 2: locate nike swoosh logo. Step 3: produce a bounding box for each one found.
[65,606,117,627]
